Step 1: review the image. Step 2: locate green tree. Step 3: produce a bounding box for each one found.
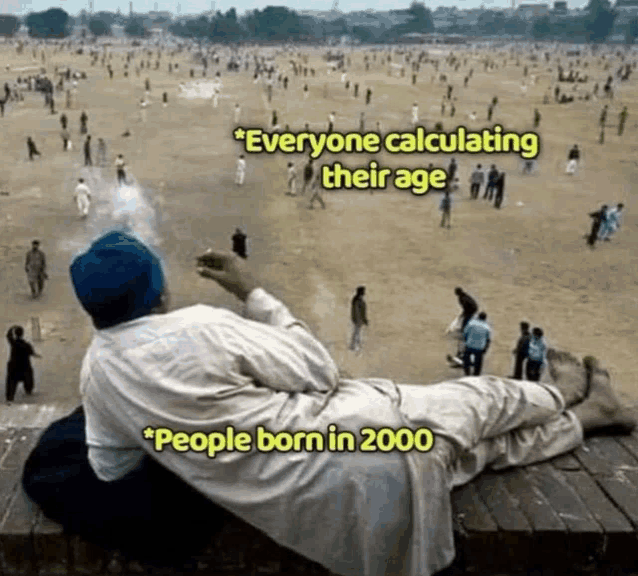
[583,0,616,43]
[124,17,149,37]
[89,17,111,36]
[531,15,551,38]
[26,8,71,38]
[626,16,638,44]
[407,1,434,33]
[0,15,19,36]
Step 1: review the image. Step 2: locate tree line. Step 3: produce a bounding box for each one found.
[0,0,636,45]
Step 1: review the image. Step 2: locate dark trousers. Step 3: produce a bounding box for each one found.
[29,276,45,297]
[117,169,126,184]
[494,189,504,209]
[470,183,480,199]
[6,365,34,401]
[526,360,543,382]
[29,148,40,161]
[62,138,68,151]
[84,153,92,166]
[484,183,496,200]
[463,347,485,376]
[513,355,527,380]
[22,406,233,568]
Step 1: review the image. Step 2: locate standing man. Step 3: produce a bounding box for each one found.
[440,189,452,229]
[286,162,297,196]
[235,155,246,186]
[469,164,484,199]
[566,144,580,175]
[618,106,628,136]
[533,109,541,129]
[231,228,248,259]
[350,286,368,352]
[301,157,314,195]
[447,158,458,182]
[328,111,335,133]
[494,171,506,209]
[5,326,41,403]
[60,113,68,130]
[74,178,92,219]
[484,165,499,200]
[526,327,547,382]
[83,135,92,167]
[411,102,419,127]
[511,321,531,379]
[80,111,88,135]
[115,154,127,186]
[463,311,491,376]
[308,173,326,210]
[25,240,47,299]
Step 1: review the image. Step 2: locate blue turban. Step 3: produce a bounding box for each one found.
[70,231,164,329]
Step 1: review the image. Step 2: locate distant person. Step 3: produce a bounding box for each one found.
[25,240,47,298]
[470,164,484,199]
[526,327,547,382]
[463,311,491,376]
[235,154,246,186]
[350,286,368,352]
[61,128,71,152]
[286,162,297,196]
[234,103,241,124]
[566,144,580,175]
[5,326,41,403]
[231,228,247,259]
[74,178,92,219]
[494,172,506,209]
[115,154,127,186]
[599,203,624,242]
[440,189,452,229]
[27,137,41,161]
[80,111,88,135]
[83,135,92,167]
[587,205,607,248]
[301,157,314,195]
[60,113,68,130]
[97,138,107,166]
[484,165,499,200]
[511,321,531,380]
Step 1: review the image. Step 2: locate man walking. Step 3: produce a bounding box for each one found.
[440,189,452,229]
[587,205,607,248]
[484,165,499,200]
[27,137,41,161]
[74,178,92,219]
[308,172,326,210]
[25,240,47,298]
[5,326,41,403]
[463,311,491,376]
[350,286,368,352]
[566,144,580,175]
[301,157,314,195]
[235,155,246,186]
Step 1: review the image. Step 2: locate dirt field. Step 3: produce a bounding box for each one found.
[0,39,636,417]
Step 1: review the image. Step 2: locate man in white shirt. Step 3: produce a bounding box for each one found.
[235,154,246,186]
[74,178,91,218]
[32,230,635,576]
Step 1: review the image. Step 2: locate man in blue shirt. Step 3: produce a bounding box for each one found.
[526,327,547,382]
[463,312,491,376]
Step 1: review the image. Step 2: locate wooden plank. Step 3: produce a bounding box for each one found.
[1,429,42,469]
[563,470,633,533]
[33,508,68,575]
[616,434,638,463]
[451,482,497,533]
[499,468,566,532]
[550,453,582,471]
[525,464,602,533]
[0,484,38,575]
[574,437,638,476]
[0,429,16,464]
[473,472,532,532]
[0,468,21,523]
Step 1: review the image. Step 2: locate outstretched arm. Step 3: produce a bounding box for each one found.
[197,250,339,394]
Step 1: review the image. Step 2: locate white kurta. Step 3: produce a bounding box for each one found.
[80,289,583,576]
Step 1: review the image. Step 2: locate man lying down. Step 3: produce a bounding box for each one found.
[23,231,635,576]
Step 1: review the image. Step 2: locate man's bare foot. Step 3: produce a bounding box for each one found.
[572,357,636,435]
[546,349,589,409]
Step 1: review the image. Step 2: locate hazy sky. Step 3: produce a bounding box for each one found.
[1,0,590,17]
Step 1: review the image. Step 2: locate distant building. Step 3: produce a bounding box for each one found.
[516,3,550,19]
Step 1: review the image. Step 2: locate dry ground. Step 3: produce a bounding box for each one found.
[0,40,636,418]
